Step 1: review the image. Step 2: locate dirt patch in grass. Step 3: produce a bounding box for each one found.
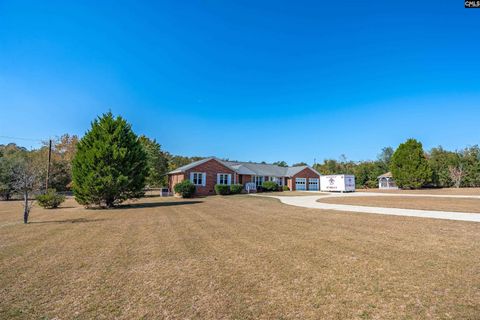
[318,196,480,213]
[1,196,479,319]
[357,187,480,195]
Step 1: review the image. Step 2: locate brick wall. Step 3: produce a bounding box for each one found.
[241,175,252,184]
[169,163,320,195]
[185,159,236,195]
[168,173,185,193]
[291,168,321,191]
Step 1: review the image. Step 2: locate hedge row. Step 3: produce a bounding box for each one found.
[215,184,244,195]
[174,181,290,198]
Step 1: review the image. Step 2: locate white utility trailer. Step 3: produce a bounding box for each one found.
[320,175,355,192]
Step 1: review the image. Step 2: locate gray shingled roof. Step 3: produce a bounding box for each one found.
[167,158,214,174]
[378,172,393,179]
[168,157,320,177]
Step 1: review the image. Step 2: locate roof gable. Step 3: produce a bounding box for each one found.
[286,166,321,177]
[378,172,393,178]
[168,157,214,174]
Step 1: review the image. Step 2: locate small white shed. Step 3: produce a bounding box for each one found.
[320,175,355,192]
[378,172,398,189]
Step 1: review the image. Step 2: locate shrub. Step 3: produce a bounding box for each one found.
[174,180,196,198]
[230,184,243,194]
[282,185,290,191]
[36,189,66,209]
[214,184,230,195]
[364,180,378,189]
[262,181,279,192]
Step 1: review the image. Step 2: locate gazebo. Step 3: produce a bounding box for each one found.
[378,172,398,189]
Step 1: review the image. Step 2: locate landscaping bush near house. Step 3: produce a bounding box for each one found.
[230,184,243,194]
[282,185,290,191]
[214,184,230,195]
[36,189,66,209]
[174,180,195,198]
[261,181,279,192]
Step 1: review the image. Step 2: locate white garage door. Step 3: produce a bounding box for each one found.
[295,178,306,191]
[308,178,319,191]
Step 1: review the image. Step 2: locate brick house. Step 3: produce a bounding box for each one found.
[167,157,321,196]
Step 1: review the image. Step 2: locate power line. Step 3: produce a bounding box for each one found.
[0,135,52,192]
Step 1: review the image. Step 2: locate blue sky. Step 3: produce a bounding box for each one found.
[1,0,479,164]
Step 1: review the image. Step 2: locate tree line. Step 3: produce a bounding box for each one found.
[0,123,205,201]
[312,139,480,189]
[1,112,479,222]
[0,112,206,221]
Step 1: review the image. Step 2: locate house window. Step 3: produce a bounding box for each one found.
[191,172,204,186]
[270,177,283,186]
[217,173,231,185]
[253,176,264,186]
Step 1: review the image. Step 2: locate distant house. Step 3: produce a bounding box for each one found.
[167,157,321,195]
[378,172,398,189]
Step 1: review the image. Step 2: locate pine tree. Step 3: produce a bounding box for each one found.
[139,135,169,187]
[390,139,432,189]
[72,112,147,207]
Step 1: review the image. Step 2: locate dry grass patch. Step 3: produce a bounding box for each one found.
[318,196,480,213]
[1,195,479,319]
[267,191,330,197]
[357,188,480,195]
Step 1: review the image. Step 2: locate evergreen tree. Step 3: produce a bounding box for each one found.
[377,146,394,172]
[390,139,432,189]
[273,161,288,167]
[72,112,147,207]
[0,156,17,200]
[292,162,308,167]
[314,159,342,175]
[460,145,480,187]
[353,161,384,188]
[0,144,27,200]
[139,135,169,187]
[168,155,204,171]
[428,146,460,187]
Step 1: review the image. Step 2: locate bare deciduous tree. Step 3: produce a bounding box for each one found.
[448,165,464,188]
[12,157,41,224]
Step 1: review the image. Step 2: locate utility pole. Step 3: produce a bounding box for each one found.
[45,139,52,191]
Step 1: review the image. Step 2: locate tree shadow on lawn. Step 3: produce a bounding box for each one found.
[29,218,107,224]
[118,200,203,209]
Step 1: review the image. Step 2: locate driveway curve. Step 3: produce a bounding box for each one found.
[253,193,480,223]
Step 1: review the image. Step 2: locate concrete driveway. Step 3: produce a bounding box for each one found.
[253,192,480,223]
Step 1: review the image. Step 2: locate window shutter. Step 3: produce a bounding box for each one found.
[227,174,231,185]
[217,173,220,185]
[189,172,194,182]
[202,173,206,186]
